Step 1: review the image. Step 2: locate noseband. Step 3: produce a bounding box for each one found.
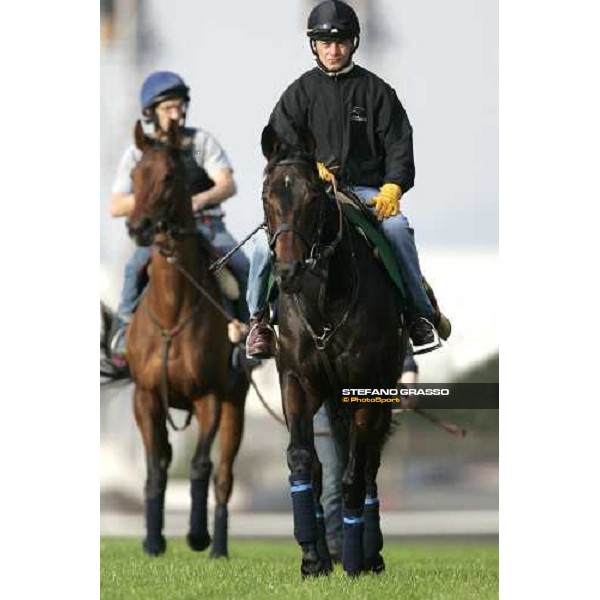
[127,187,196,257]
[263,157,343,269]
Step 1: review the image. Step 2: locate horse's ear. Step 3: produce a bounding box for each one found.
[261,124,281,159]
[166,119,182,149]
[134,120,150,151]
[295,127,317,156]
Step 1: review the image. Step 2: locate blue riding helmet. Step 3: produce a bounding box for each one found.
[140,71,190,113]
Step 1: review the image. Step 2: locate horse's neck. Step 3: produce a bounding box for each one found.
[146,240,207,326]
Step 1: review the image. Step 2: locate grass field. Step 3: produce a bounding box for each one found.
[101,538,498,600]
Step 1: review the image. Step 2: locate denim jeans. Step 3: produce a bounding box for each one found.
[118,216,250,322]
[246,187,435,321]
[313,405,343,556]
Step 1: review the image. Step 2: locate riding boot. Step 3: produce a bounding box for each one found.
[423,278,452,340]
[245,312,277,359]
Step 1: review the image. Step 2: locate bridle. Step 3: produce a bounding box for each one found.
[127,162,196,257]
[263,156,344,271]
[263,155,360,362]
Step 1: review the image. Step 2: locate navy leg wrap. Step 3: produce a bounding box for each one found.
[363,496,383,561]
[342,507,364,576]
[143,494,166,555]
[189,477,210,536]
[290,474,317,545]
[211,503,228,558]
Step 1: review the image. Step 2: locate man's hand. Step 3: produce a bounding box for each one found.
[317,162,335,183]
[191,192,211,213]
[367,183,402,220]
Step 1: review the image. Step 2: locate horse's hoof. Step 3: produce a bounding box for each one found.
[209,549,229,559]
[364,554,385,574]
[186,531,211,552]
[300,546,333,578]
[143,535,166,556]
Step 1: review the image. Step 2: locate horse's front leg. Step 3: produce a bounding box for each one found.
[341,407,371,576]
[362,409,390,574]
[134,387,171,556]
[211,376,247,558]
[284,374,329,577]
[187,392,221,553]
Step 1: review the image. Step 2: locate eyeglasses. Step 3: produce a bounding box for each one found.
[155,102,186,116]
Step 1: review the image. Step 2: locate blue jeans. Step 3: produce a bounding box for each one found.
[246,187,435,321]
[118,216,250,322]
[313,405,343,555]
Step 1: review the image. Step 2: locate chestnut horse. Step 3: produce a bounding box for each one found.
[260,125,407,577]
[126,120,249,558]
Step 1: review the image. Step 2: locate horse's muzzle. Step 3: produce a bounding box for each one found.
[274,261,304,292]
[127,217,154,247]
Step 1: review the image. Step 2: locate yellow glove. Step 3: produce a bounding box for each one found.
[317,162,335,183]
[367,183,402,220]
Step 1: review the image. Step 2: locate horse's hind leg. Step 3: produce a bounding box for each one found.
[134,388,171,556]
[187,392,221,552]
[211,379,247,558]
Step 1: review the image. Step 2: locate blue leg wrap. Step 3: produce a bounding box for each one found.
[363,496,383,559]
[143,494,166,555]
[189,477,209,536]
[211,503,228,557]
[342,507,364,576]
[289,474,317,545]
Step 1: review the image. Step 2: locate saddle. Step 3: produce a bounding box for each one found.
[136,234,240,302]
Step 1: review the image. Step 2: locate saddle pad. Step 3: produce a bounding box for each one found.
[335,188,408,302]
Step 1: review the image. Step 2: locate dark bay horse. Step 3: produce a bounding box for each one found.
[126,120,249,558]
[260,125,408,577]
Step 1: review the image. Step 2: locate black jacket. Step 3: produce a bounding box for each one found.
[269,65,415,192]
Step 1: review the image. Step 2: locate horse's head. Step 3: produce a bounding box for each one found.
[127,120,190,251]
[261,124,327,292]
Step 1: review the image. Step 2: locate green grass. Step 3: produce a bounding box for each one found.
[101,538,498,600]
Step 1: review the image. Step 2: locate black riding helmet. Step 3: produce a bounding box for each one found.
[307,1,360,69]
[307,0,360,41]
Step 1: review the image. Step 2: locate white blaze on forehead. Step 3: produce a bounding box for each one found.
[284,175,291,187]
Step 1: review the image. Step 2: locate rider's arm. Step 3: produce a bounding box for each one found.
[110,192,135,217]
[192,131,236,212]
[379,85,416,195]
[191,168,236,212]
[269,78,309,146]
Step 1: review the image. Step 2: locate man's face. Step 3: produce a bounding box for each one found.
[154,97,186,132]
[314,39,354,72]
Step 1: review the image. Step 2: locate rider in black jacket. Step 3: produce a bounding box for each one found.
[270,64,415,193]
[246,0,450,358]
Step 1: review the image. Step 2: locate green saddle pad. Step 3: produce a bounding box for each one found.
[338,197,408,304]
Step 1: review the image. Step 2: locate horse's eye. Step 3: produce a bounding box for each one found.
[164,173,174,185]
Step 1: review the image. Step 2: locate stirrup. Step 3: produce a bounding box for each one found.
[410,319,442,356]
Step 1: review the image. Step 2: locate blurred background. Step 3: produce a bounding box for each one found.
[100,0,498,539]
